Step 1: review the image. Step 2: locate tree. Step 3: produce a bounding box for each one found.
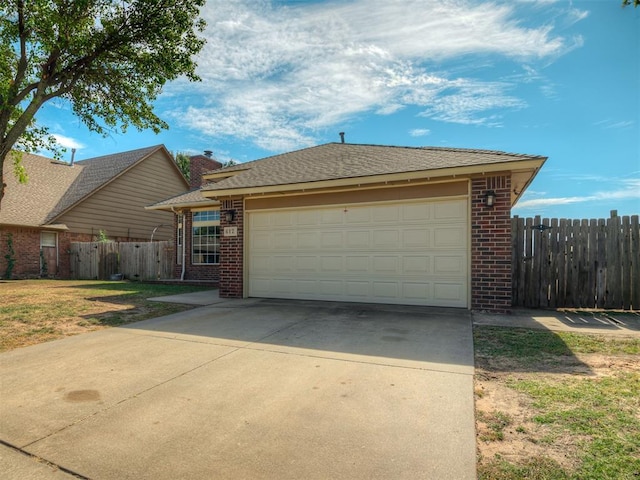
[0,0,206,208]
[622,0,640,7]
[174,152,191,180]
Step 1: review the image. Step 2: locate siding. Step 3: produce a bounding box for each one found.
[56,151,187,241]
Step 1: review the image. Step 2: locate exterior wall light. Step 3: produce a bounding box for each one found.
[484,190,496,207]
[224,210,236,222]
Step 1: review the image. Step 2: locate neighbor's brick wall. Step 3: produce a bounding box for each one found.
[0,226,41,278]
[470,174,512,313]
[219,198,243,298]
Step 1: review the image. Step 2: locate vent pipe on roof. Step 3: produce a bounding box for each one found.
[204,150,213,158]
[70,148,76,166]
[339,132,345,143]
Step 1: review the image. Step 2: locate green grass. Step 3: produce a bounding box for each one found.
[0,280,213,351]
[475,326,640,480]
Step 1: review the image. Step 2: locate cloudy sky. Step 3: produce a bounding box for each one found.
[39,0,639,219]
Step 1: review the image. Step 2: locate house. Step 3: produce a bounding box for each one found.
[0,145,190,278]
[149,142,546,312]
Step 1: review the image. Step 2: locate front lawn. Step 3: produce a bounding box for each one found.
[474,326,640,479]
[0,280,212,352]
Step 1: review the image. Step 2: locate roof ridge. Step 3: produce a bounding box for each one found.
[326,142,545,159]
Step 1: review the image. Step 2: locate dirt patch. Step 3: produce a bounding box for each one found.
[475,348,640,476]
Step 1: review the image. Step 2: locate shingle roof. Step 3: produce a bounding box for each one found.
[0,153,83,227]
[147,187,219,209]
[202,143,546,192]
[1,145,166,227]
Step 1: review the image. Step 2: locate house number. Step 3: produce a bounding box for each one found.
[223,226,238,237]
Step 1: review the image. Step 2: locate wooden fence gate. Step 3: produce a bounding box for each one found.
[512,212,639,310]
[70,241,174,281]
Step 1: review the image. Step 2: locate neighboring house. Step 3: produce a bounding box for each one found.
[149,142,546,312]
[0,145,189,278]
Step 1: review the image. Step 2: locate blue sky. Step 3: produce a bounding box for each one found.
[37,0,639,219]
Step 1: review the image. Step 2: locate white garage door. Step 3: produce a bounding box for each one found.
[247,199,468,307]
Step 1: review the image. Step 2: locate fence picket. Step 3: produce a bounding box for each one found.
[512,212,637,310]
[71,241,174,281]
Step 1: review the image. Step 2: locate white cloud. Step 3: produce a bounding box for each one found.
[52,134,85,150]
[167,0,580,151]
[410,128,431,137]
[516,179,640,209]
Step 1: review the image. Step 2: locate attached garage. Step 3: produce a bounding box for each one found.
[247,198,468,307]
[150,142,546,312]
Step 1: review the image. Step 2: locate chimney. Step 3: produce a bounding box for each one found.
[189,152,223,189]
[339,132,345,144]
[70,148,76,166]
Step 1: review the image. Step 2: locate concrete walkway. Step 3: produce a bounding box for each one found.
[0,299,476,480]
[474,308,640,336]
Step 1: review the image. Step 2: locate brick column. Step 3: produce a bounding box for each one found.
[470,175,512,312]
[219,198,244,298]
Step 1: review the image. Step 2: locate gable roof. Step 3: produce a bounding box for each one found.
[201,143,546,197]
[146,187,220,210]
[1,145,183,228]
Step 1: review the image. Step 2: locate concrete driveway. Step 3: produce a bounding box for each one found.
[0,299,475,480]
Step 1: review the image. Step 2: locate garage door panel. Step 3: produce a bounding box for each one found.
[321,209,344,225]
[434,201,466,221]
[402,203,430,221]
[402,228,429,248]
[248,199,468,307]
[297,232,319,248]
[372,256,399,273]
[373,230,399,247]
[434,282,465,304]
[346,231,370,248]
[402,256,431,274]
[346,256,369,272]
[296,256,319,272]
[320,256,342,272]
[434,227,465,247]
[434,255,466,275]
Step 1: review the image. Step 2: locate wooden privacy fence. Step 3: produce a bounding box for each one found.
[70,241,174,281]
[512,212,639,310]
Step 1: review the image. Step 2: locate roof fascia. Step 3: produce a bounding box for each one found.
[0,222,69,231]
[201,158,546,199]
[145,199,220,211]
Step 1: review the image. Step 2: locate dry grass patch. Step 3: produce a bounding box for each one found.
[0,280,212,351]
[474,326,640,480]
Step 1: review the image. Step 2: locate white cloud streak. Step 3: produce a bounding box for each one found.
[167,0,582,151]
[52,134,85,150]
[516,179,640,209]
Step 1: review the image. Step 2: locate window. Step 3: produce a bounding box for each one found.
[176,214,183,265]
[40,231,57,247]
[192,210,220,264]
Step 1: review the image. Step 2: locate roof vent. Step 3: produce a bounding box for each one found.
[204,150,213,158]
[339,132,345,144]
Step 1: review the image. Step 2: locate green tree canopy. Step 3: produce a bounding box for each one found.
[0,0,206,207]
[174,152,191,180]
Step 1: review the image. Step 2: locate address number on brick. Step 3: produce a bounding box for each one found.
[223,226,238,237]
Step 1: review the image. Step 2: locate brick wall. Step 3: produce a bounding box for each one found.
[189,155,222,189]
[470,174,512,312]
[0,227,41,278]
[219,199,244,298]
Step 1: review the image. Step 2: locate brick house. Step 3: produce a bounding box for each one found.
[0,145,189,278]
[149,143,546,312]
